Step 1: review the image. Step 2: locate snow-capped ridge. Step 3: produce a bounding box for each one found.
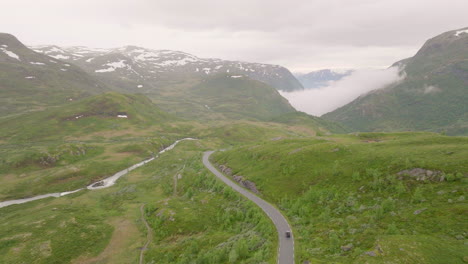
[454,29,468,37]
[31,44,303,91]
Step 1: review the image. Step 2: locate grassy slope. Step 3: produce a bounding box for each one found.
[214,132,468,263]
[0,92,173,142]
[270,111,348,135]
[323,28,468,135]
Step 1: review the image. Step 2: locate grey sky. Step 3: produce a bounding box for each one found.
[2,0,467,72]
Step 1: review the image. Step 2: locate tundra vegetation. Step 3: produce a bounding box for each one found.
[214,132,468,263]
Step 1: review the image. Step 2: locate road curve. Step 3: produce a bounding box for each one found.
[203,151,294,264]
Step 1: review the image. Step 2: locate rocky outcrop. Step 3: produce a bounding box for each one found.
[233,175,260,194]
[218,165,233,176]
[39,153,60,166]
[397,168,445,182]
[91,181,105,187]
[341,243,354,252]
[218,165,260,194]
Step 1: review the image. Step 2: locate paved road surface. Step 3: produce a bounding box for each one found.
[203,151,294,264]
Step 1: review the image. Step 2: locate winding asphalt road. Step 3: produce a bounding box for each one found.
[203,151,294,264]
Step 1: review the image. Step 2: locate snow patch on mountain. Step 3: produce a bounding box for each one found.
[156,56,199,66]
[423,85,441,94]
[95,60,128,73]
[50,54,70,60]
[47,47,65,54]
[0,47,20,60]
[454,29,468,37]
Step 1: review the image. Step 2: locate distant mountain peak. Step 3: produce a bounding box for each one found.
[295,68,354,89]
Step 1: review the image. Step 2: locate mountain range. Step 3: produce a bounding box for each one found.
[295,69,353,89]
[32,45,303,92]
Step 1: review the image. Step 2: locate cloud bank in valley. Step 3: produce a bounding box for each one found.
[280,67,404,116]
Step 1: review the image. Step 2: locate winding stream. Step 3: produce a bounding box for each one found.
[0,138,196,209]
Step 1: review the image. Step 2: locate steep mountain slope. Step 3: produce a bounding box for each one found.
[149,74,297,121]
[32,45,303,92]
[296,69,353,89]
[0,33,108,117]
[323,27,468,135]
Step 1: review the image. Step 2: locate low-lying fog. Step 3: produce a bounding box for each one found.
[281,67,404,116]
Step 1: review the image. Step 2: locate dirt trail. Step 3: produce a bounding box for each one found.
[139,204,153,264]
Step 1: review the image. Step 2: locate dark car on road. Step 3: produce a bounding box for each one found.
[285,231,291,238]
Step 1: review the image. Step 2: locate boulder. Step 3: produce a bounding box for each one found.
[397,168,444,182]
[413,208,427,215]
[341,244,354,252]
[218,165,233,176]
[365,251,377,257]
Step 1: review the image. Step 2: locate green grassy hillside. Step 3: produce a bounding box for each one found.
[323,27,468,135]
[0,33,108,117]
[0,92,173,142]
[214,132,468,263]
[0,92,181,200]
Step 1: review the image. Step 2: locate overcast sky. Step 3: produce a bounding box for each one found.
[1,0,467,72]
